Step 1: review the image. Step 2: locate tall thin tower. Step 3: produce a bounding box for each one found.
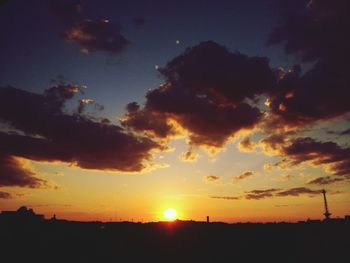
[322,189,331,220]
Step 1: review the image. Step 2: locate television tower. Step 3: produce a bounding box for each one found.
[322,189,331,220]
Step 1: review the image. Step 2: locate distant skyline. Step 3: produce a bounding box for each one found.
[0,0,349,222]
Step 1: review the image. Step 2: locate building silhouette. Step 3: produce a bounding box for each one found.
[0,206,44,223]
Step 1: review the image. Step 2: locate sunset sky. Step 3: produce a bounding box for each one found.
[0,0,349,222]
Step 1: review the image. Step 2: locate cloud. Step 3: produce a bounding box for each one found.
[281,137,350,176]
[77,98,104,114]
[266,0,350,127]
[64,19,130,54]
[238,137,256,152]
[181,150,199,162]
[78,98,94,114]
[50,1,130,54]
[327,128,350,136]
[268,0,350,63]
[122,102,177,138]
[235,171,254,180]
[211,187,323,200]
[258,136,350,177]
[259,134,286,155]
[0,191,14,199]
[281,174,293,180]
[244,188,280,200]
[0,85,162,178]
[211,195,240,200]
[339,128,350,135]
[204,175,220,182]
[123,41,275,148]
[307,176,347,185]
[44,83,85,112]
[0,153,46,188]
[263,163,274,171]
[328,161,350,177]
[275,187,322,197]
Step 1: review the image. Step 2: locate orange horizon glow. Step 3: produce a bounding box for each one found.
[1,124,349,224]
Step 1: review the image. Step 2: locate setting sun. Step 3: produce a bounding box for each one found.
[163,208,177,221]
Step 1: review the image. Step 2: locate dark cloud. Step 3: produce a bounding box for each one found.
[122,102,176,138]
[0,153,46,188]
[158,41,274,104]
[259,134,286,154]
[211,187,323,200]
[0,86,162,179]
[0,191,14,199]
[328,161,350,177]
[269,0,350,62]
[275,187,322,197]
[50,1,130,54]
[78,98,94,114]
[307,176,347,185]
[258,135,350,176]
[235,171,254,180]
[204,175,220,182]
[123,41,275,148]
[267,0,350,126]
[281,137,350,176]
[327,128,350,136]
[267,62,350,126]
[147,88,261,147]
[77,98,102,114]
[45,84,85,113]
[245,188,280,200]
[340,128,350,135]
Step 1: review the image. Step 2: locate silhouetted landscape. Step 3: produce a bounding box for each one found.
[1,207,349,263]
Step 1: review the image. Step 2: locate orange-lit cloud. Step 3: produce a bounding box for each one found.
[204,175,220,182]
[234,171,255,181]
[0,191,14,199]
[180,150,199,162]
[238,137,256,152]
[50,1,130,54]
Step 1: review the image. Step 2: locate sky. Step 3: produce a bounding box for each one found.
[0,0,349,222]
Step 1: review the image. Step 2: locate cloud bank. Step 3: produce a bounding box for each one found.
[0,85,162,187]
[123,41,275,148]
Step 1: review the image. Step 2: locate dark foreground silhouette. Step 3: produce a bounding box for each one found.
[1,209,349,263]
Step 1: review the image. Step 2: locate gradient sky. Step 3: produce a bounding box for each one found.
[0,0,349,222]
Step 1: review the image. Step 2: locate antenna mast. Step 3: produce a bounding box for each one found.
[322,189,331,220]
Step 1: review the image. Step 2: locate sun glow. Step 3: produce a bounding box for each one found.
[163,208,177,221]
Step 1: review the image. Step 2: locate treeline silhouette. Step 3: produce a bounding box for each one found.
[1,211,349,262]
